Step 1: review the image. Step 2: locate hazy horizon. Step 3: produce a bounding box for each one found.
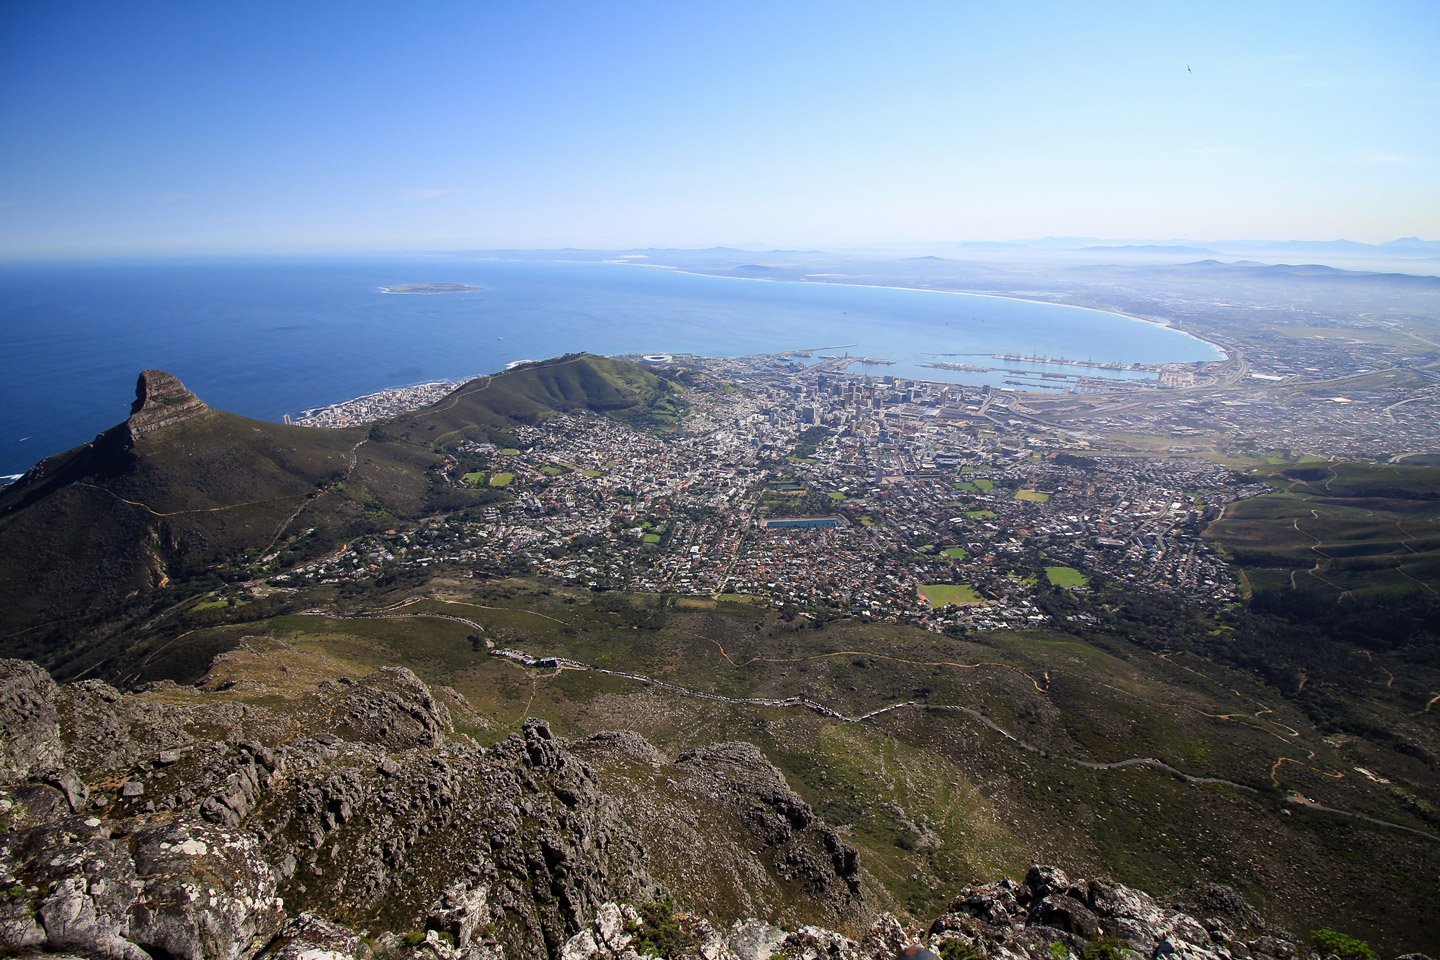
[3,236,1436,273]
[2,1,1437,257]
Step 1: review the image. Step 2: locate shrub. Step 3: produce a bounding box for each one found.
[938,937,986,960]
[1309,929,1378,960]
[627,900,697,959]
[1081,936,1130,960]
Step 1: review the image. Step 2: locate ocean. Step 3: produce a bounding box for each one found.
[0,256,1223,475]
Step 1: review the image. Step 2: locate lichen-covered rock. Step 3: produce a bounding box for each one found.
[2,813,281,960]
[675,742,862,901]
[906,865,1311,960]
[127,823,284,960]
[858,913,907,958]
[0,658,64,780]
[559,902,641,960]
[775,923,858,960]
[256,912,370,959]
[549,863,1313,960]
[727,918,788,960]
[947,879,1022,926]
[0,659,658,960]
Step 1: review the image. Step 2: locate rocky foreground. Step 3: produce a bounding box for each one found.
[559,862,1310,960]
[0,653,1400,960]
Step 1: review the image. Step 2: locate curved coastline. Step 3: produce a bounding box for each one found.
[3,256,1228,476]
[606,259,1227,360]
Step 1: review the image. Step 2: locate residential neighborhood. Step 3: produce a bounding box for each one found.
[277,355,1265,630]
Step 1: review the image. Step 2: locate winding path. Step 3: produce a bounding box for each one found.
[75,482,298,518]
[296,603,1438,844]
[259,435,371,557]
[700,633,1050,692]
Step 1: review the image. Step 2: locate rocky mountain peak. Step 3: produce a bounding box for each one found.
[126,369,209,439]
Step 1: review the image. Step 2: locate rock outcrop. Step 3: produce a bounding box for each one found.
[0,654,1393,960]
[567,737,864,931]
[0,656,866,960]
[672,742,861,902]
[126,369,210,440]
[0,659,64,780]
[558,863,1313,960]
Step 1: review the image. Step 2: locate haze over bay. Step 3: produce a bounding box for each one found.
[0,256,1222,475]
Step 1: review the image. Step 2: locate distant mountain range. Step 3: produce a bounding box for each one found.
[1173,259,1440,287]
[968,237,1440,256]
[441,240,1440,274]
[1080,244,1221,255]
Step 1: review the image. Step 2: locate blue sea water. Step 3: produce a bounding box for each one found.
[0,256,1223,475]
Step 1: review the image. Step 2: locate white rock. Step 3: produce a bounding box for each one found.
[560,929,600,960]
[595,902,628,948]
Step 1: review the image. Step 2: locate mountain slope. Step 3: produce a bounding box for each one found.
[0,638,1388,960]
[0,372,367,657]
[0,356,680,669]
[380,353,682,444]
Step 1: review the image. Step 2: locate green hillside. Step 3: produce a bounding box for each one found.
[1196,460,1440,807]
[381,353,684,446]
[1207,461,1440,603]
[126,572,1440,952]
[1203,460,1440,688]
[0,410,364,657]
[0,355,680,671]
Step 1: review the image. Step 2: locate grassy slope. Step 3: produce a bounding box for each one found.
[382,354,680,446]
[153,576,1440,953]
[1202,460,1440,742]
[1208,461,1440,602]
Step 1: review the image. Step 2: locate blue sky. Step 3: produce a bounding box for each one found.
[1,1,1436,255]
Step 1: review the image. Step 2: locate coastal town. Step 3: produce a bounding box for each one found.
[291,379,462,428]
[275,354,1267,631]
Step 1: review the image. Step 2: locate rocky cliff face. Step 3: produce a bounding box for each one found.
[0,654,865,959]
[125,370,210,441]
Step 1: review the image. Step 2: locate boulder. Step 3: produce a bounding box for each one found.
[0,659,63,780]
